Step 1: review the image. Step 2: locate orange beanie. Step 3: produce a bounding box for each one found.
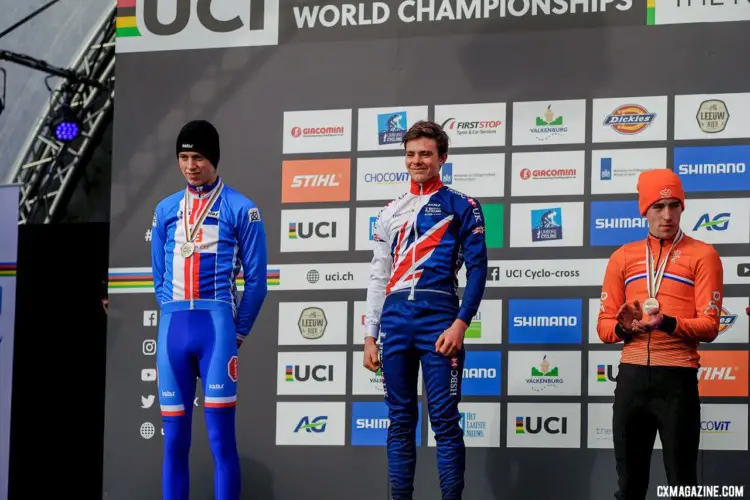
[637,169,685,216]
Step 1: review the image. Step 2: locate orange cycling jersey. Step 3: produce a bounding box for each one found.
[597,232,724,369]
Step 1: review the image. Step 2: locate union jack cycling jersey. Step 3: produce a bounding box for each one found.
[364,176,488,339]
[150,177,268,340]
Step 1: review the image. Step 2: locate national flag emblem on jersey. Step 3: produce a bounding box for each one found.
[386,214,454,293]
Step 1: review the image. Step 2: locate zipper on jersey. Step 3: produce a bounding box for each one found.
[408,184,422,301]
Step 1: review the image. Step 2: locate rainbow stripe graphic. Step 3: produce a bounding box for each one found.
[285,365,294,381]
[109,269,153,291]
[267,268,280,286]
[116,0,141,38]
[288,222,297,239]
[108,267,281,292]
[646,0,656,25]
[0,262,17,277]
[596,364,606,382]
[515,416,525,434]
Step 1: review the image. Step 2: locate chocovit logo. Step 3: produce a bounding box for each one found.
[603,104,656,135]
[291,126,345,138]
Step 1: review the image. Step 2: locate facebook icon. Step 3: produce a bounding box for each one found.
[143,310,158,327]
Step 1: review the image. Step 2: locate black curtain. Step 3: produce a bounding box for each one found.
[8,222,109,499]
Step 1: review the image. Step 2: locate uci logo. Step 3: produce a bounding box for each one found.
[115,0,280,54]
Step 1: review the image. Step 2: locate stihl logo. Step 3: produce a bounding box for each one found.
[698,367,737,381]
[291,174,341,188]
[281,159,350,203]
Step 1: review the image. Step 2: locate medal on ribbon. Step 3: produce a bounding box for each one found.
[181,179,223,258]
[644,229,683,316]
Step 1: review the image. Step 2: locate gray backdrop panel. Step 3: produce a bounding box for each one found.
[103,15,750,500]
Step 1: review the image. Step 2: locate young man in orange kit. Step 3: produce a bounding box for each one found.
[597,168,724,500]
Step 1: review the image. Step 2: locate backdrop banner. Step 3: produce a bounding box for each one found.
[104,1,750,498]
[0,184,19,500]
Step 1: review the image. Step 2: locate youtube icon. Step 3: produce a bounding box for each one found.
[737,263,750,277]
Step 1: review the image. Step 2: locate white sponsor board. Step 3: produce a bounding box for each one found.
[511,150,585,196]
[283,109,352,154]
[434,103,507,148]
[512,99,587,146]
[278,301,348,345]
[592,96,668,143]
[590,148,668,195]
[275,402,346,446]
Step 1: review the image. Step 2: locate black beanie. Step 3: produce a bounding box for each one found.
[176,120,220,169]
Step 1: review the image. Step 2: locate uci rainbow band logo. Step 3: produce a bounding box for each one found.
[116,0,141,37]
[603,104,656,135]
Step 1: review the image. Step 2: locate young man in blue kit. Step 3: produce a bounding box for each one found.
[150,120,268,500]
[363,120,488,499]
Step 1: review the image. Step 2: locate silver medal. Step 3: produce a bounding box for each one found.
[180,241,195,258]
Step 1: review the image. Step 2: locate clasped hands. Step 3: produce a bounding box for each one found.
[617,300,663,334]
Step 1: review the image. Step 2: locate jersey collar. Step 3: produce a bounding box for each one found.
[409,175,443,195]
[187,176,221,196]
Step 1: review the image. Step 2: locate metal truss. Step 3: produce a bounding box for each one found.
[10,4,116,224]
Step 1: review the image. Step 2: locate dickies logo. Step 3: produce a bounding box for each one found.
[603,104,656,135]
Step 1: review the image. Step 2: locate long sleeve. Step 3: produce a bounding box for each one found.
[150,205,167,306]
[456,197,488,326]
[364,208,392,341]
[666,245,723,342]
[597,247,630,344]
[235,204,268,339]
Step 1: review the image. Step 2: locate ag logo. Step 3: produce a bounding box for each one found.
[696,99,729,134]
[115,0,280,54]
[298,307,327,340]
[693,213,730,232]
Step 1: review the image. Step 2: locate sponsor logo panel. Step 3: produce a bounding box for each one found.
[261,263,371,291]
[697,350,748,397]
[648,0,750,25]
[464,300,503,345]
[589,200,648,247]
[507,403,582,449]
[698,404,748,451]
[509,202,584,248]
[674,93,750,140]
[587,403,663,449]
[462,351,502,396]
[591,96,667,143]
[275,402,346,446]
[588,298,605,344]
[511,150,585,197]
[434,103,506,148]
[357,106,429,151]
[115,0,280,53]
[281,159,351,203]
[713,297,749,344]
[280,208,351,252]
[590,148,667,194]
[351,401,423,446]
[507,351,582,396]
[282,109,352,154]
[427,402,502,448]
[466,259,609,288]
[356,157,409,201]
[587,351,621,396]
[355,206,386,251]
[681,198,750,245]
[276,351,347,395]
[277,301,348,346]
[507,298,582,344]
[352,301,368,344]
[511,100,587,146]
[441,154,506,198]
[674,145,750,193]
[722,256,750,284]
[351,351,423,396]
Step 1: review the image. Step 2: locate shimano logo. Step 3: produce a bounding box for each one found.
[356,418,389,429]
[463,368,497,379]
[595,217,648,229]
[513,316,578,327]
[678,163,746,175]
